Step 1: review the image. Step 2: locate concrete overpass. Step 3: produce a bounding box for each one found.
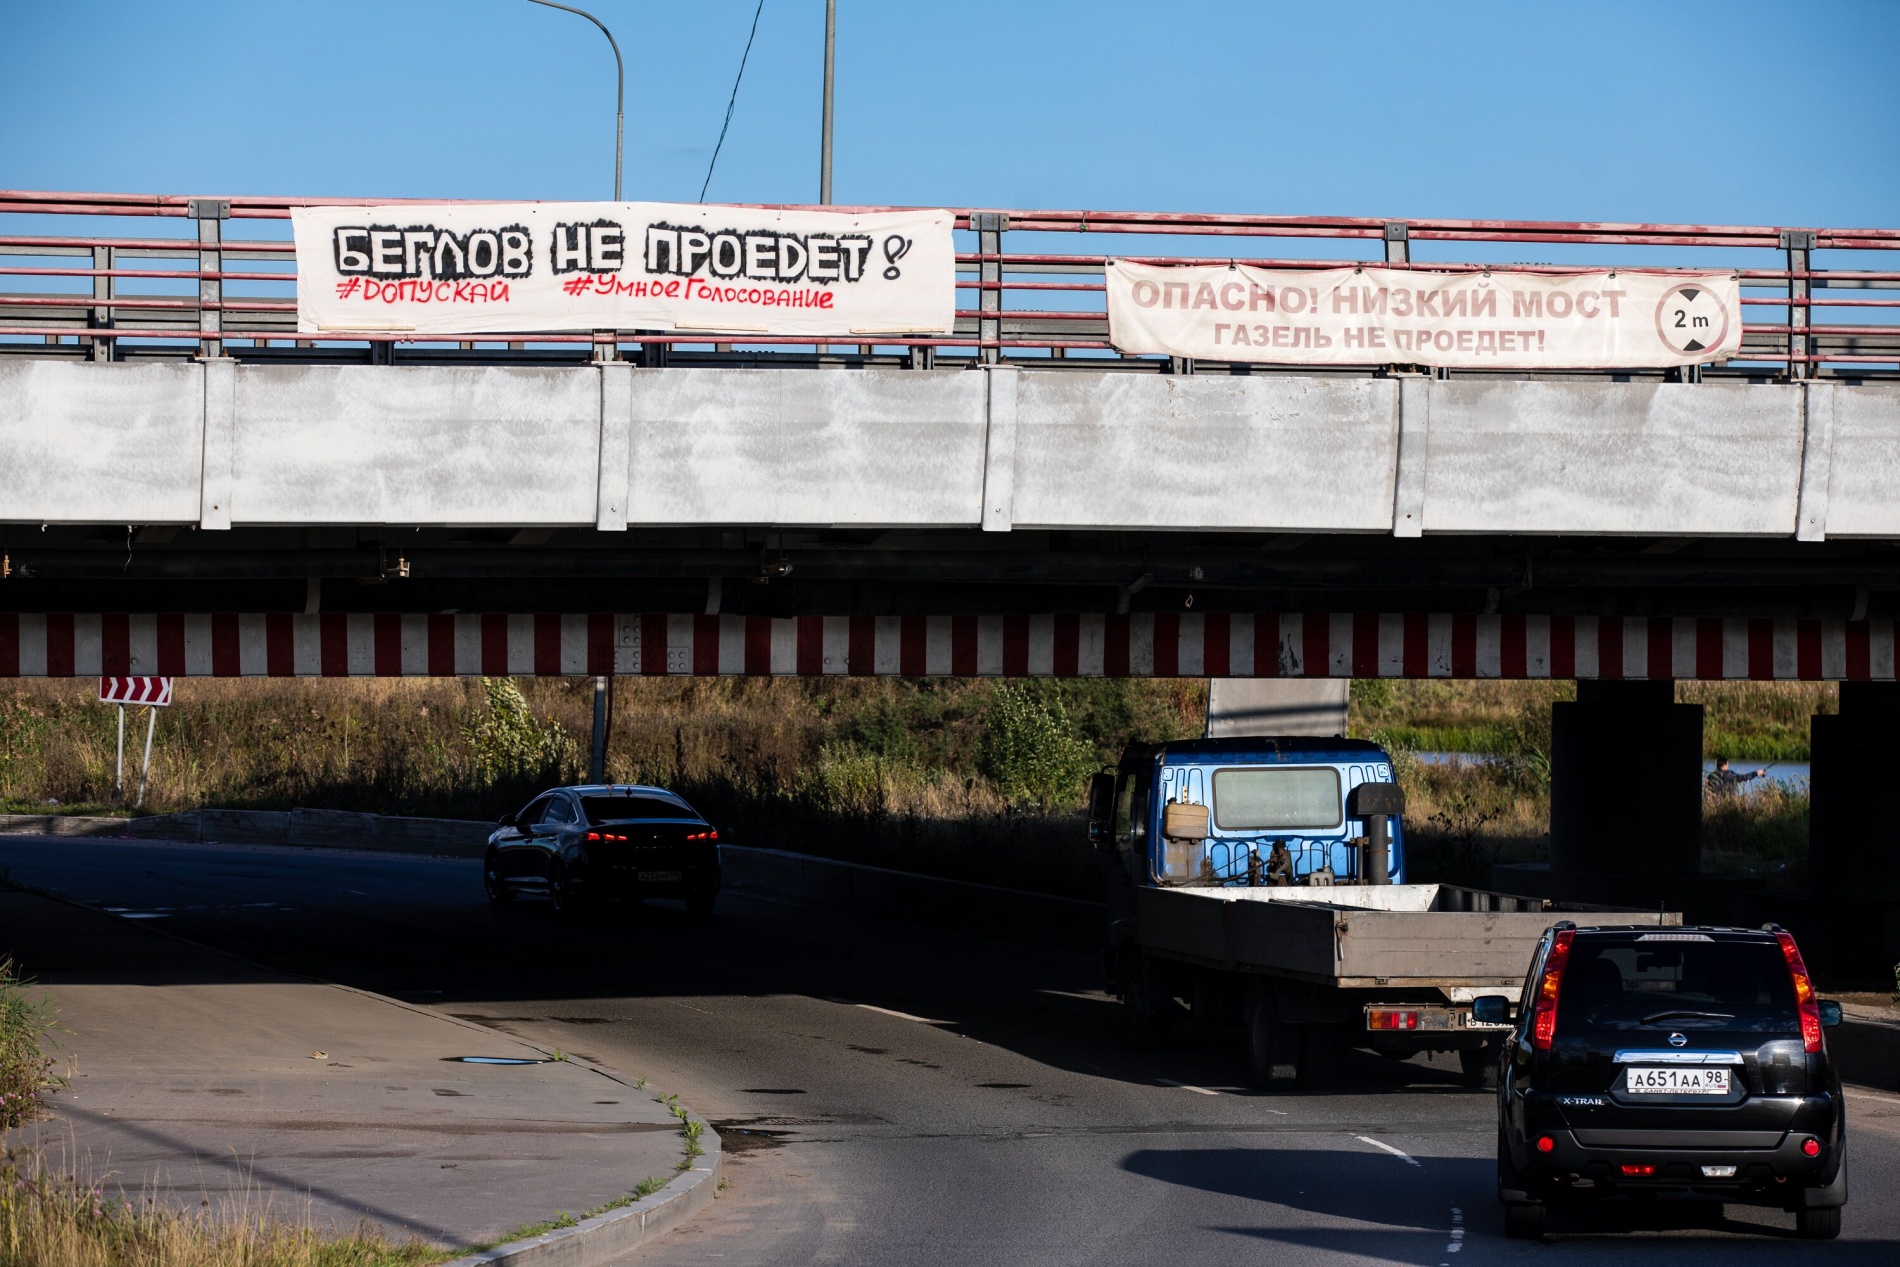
[3,189,1899,662]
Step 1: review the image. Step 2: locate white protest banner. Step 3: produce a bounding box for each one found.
[1106,261,1743,369]
[293,202,956,338]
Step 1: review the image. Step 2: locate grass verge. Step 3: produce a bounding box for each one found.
[0,958,62,1132]
[0,1148,688,1267]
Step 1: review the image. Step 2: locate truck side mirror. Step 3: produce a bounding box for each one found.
[1086,773,1117,851]
[1471,994,1511,1025]
[1818,1000,1843,1028]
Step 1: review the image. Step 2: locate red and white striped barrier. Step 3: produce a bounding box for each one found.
[0,612,1893,681]
[98,675,173,706]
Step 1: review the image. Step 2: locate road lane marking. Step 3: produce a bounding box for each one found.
[1355,1134,1420,1166]
[1847,1088,1900,1108]
[1157,1078,1220,1096]
[856,1004,955,1026]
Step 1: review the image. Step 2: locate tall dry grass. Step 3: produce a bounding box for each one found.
[0,1150,442,1267]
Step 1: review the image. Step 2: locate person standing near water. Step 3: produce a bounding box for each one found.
[1707,755,1766,797]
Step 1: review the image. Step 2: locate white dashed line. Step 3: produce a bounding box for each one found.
[1445,1204,1464,1255]
[1157,1078,1220,1096]
[1355,1134,1420,1166]
[856,1003,955,1026]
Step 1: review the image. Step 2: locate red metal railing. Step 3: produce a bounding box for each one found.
[2,188,1896,372]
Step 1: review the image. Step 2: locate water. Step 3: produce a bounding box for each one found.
[1415,751,1809,792]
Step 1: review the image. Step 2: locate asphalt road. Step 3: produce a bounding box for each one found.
[3,834,1897,1266]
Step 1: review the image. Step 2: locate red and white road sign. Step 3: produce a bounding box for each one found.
[99,676,173,706]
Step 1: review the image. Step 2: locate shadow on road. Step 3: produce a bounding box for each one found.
[1126,1144,1896,1258]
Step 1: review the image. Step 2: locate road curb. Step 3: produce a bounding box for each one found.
[441,1134,722,1267]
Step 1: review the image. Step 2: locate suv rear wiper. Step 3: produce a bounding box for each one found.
[1640,1009,1736,1025]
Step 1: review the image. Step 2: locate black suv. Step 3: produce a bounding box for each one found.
[484,783,722,919]
[1477,923,1847,1241]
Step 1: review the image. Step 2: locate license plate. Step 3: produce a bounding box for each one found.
[637,870,683,884]
[1625,1066,1731,1095]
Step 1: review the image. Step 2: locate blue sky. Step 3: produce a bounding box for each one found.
[4,0,1897,230]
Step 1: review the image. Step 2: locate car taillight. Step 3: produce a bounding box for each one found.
[1775,931,1823,1054]
[1620,1164,1656,1177]
[1535,1135,1555,1154]
[685,829,719,841]
[1801,1138,1822,1157]
[1367,1010,1419,1031]
[583,831,627,842]
[1531,928,1574,1052]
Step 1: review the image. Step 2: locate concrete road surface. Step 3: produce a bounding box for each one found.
[3,834,1897,1266]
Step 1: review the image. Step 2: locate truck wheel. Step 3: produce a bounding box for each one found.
[1460,1044,1499,1089]
[1118,949,1174,1050]
[1246,1002,1298,1089]
[1294,1024,1339,1093]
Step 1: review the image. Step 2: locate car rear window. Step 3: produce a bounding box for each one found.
[1555,936,1799,1035]
[581,795,697,824]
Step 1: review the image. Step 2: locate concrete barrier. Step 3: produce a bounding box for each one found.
[1835,1006,1900,1091]
[0,808,492,856]
[719,844,1104,955]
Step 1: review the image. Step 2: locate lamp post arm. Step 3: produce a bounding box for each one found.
[527,0,626,200]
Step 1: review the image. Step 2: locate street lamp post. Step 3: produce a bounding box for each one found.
[529,0,623,775]
[820,0,835,204]
[528,0,625,200]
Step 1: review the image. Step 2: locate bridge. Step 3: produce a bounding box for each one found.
[2,189,1898,679]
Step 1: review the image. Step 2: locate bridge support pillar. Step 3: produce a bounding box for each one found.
[1806,682,1900,972]
[1549,681,1703,880]
[1205,679,1347,739]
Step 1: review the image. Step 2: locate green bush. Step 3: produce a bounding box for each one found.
[462,678,580,787]
[976,684,1098,812]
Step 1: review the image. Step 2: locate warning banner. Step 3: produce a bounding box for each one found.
[1105,261,1743,369]
[293,201,956,338]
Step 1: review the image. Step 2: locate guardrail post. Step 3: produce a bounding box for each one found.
[89,244,115,362]
[1383,221,1409,266]
[1781,230,1815,380]
[973,211,1007,365]
[189,198,229,358]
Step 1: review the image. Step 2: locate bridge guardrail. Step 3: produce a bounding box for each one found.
[1,190,1895,377]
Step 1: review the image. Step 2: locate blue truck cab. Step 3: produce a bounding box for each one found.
[1096,737,1405,891]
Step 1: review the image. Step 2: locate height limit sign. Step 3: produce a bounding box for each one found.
[1655,283,1730,355]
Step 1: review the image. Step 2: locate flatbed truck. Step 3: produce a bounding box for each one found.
[1089,737,1677,1090]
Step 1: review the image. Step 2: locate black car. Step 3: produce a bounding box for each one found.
[1478,922,1847,1240]
[483,783,722,919]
